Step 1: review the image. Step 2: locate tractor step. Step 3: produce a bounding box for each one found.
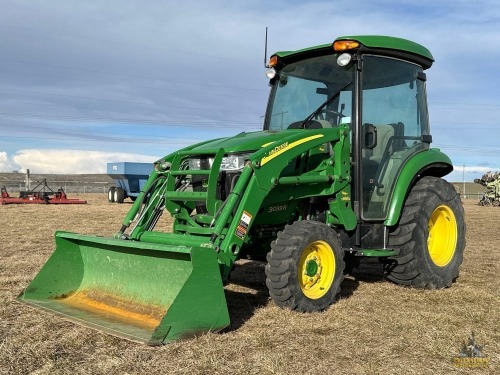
[343,248,397,257]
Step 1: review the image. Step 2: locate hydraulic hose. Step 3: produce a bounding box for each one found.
[118,171,166,234]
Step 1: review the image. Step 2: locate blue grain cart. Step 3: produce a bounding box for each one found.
[106,162,153,203]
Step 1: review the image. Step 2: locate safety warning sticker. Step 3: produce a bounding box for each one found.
[235,211,252,239]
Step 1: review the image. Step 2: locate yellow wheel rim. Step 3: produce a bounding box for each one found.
[427,205,457,267]
[298,240,335,299]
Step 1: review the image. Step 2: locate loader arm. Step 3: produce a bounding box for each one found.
[215,126,356,278]
[117,126,355,282]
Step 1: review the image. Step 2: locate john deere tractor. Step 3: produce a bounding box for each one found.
[18,35,465,345]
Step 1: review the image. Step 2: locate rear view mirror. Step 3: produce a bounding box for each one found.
[364,123,377,149]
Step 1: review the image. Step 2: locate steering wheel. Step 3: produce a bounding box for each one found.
[314,109,344,124]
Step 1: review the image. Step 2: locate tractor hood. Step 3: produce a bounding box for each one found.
[184,129,305,155]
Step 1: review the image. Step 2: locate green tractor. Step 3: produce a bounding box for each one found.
[18,35,465,345]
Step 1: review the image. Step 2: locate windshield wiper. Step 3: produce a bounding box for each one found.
[300,80,353,129]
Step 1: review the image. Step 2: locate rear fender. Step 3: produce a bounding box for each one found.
[384,149,453,226]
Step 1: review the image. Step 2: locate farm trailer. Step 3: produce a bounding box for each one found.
[107,162,153,203]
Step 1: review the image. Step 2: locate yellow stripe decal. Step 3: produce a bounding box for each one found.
[261,134,324,166]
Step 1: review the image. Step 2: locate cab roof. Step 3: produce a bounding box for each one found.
[274,35,434,69]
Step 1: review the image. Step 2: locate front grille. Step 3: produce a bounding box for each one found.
[192,167,241,214]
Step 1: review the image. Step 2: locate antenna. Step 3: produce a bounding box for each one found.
[264,27,268,67]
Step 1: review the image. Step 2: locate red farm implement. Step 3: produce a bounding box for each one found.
[0,179,86,205]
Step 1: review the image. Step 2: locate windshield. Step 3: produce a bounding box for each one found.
[264,54,354,131]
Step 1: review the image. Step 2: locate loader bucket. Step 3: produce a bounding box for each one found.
[17,231,230,345]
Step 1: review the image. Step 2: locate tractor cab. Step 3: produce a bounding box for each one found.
[263,36,434,222]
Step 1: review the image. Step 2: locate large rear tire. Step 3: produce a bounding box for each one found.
[385,176,465,288]
[265,221,345,312]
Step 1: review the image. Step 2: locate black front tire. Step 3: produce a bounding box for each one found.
[114,187,125,203]
[385,176,466,288]
[265,221,345,312]
[108,186,116,203]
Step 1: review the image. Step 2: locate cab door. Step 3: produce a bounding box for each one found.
[360,55,431,220]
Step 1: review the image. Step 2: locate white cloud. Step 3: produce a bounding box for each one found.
[9,149,158,174]
[0,151,19,172]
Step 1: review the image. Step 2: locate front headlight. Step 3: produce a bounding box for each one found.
[218,155,248,171]
[188,159,202,170]
[187,153,250,171]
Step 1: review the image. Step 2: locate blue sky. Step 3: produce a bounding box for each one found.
[0,0,499,181]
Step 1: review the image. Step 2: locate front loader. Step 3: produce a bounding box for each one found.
[18,35,466,345]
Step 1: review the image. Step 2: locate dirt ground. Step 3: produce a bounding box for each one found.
[0,196,498,374]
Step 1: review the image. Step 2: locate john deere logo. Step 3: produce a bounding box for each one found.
[453,332,490,368]
[268,142,289,157]
[260,134,324,166]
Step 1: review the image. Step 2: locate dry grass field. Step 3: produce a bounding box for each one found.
[1,195,498,374]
